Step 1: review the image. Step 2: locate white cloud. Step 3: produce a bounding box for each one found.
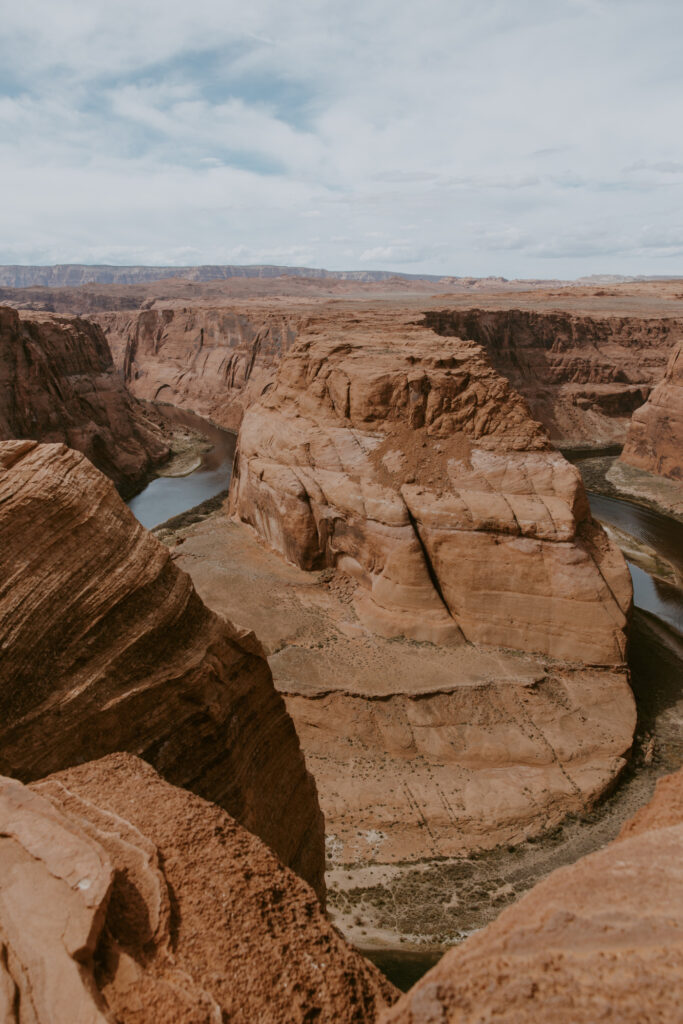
[0,0,682,275]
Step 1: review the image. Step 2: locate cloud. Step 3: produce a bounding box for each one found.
[1,0,683,275]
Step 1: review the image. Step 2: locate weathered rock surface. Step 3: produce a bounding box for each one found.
[165,511,636,873]
[0,440,323,894]
[424,307,679,444]
[0,754,397,1023]
[98,306,300,431]
[381,767,683,1024]
[230,311,631,664]
[621,339,683,481]
[0,306,169,495]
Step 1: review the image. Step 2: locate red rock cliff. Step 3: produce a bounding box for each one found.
[0,306,169,495]
[621,339,683,480]
[96,306,300,431]
[0,440,324,896]
[424,308,678,444]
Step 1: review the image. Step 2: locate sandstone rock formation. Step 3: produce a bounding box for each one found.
[98,306,300,431]
[0,306,169,495]
[424,308,679,444]
[230,311,631,664]
[380,767,683,1024]
[0,439,323,894]
[166,509,637,874]
[621,339,683,480]
[0,754,396,1023]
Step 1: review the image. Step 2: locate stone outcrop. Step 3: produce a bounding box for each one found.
[0,440,324,895]
[0,306,169,495]
[381,767,683,1024]
[166,509,636,876]
[230,311,632,664]
[0,754,396,1023]
[97,306,300,431]
[621,340,683,480]
[424,308,679,444]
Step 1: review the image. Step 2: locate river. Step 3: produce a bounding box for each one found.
[127,406,236,529]
[127,420,682,992]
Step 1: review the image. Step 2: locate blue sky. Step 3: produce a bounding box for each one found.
[1,0,683,277]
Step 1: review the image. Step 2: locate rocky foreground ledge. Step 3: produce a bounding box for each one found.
[381,766,683,1024]
[0,754,396,1023]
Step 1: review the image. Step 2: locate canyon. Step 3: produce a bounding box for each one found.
[0,271,681,1021]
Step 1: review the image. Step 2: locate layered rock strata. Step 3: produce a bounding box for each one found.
[0,440,323,894]
[424,308,679,444]
[381,768,683,1024]
[621,339,683,480]
[0,754,396,1023]
[97,307,300,431]
[0,306,169,495]
[230,312,631,664]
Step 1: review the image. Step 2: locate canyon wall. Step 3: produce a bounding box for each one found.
[0,306,169,495]
[96,307,300,431]
[0,440,324,895]
[0,754,396,1024]
[424,308,679,444]
[381,767,683,1024]
[230,311,631,663]
[621,339,682,480]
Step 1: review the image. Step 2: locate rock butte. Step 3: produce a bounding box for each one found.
[0,440,324,895]
[621,338,683,481]
[0,306,169,496]
[381,767,683,1024]
[230,310,631,663]
[0,753,397,1023]
[161,307,636,869]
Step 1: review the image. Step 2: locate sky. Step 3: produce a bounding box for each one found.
[1,0,683,278]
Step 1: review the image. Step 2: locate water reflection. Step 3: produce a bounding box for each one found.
[587,491,683,635]
[127,406,236,530]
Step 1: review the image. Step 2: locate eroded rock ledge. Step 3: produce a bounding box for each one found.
[0,306,169,495]
[0,754,396,1023]
[0,440,324,895]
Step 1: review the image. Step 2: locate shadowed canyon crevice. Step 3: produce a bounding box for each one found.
[0,307,171,496]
